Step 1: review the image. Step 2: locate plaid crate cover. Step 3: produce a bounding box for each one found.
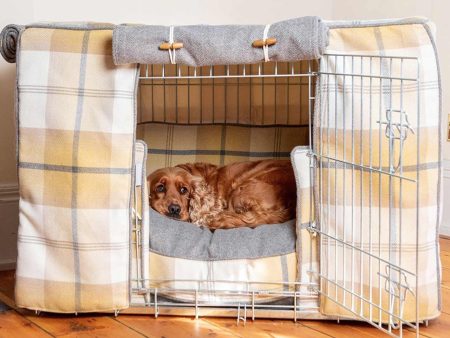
[15,26,138,312]
[317,19,442,321]
[9,18,442,321]
[138,123,308,174]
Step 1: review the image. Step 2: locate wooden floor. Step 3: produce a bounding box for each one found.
[1,238,450,338]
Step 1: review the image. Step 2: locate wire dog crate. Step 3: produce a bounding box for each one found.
[6,18,441,338]
[128,53,423,337]
[132,59,319,318]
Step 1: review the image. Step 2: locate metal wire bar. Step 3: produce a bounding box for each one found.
[317,72,417,82]
[351,55,356,312]
[312,228,416,277]
[137,121,309,127]
[133,278,319,287]
[140,73,315,80]
[130,301,320,312]
[359,56,364,317]
[317,277,416,330]
[133,291,320,304]
[132,285,318,300]
[315,154,416,183]
[388,56,394,333]
[308,60,314,293]
[326,56,331,303]
[342,55,347,307]
[334,54,338,301]
[378,59,384,328]
[369,56,374,322]
[316,288,416,338]
[325,52,418,61]
[415,55,421,338]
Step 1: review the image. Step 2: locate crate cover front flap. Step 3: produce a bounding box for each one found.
[8,24,138,312]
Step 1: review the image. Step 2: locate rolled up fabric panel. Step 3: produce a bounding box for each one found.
[0,24,24,63]
[113,17,329,66]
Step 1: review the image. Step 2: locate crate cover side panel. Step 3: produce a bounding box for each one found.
[317,21,441,322]
[15,27,138,312]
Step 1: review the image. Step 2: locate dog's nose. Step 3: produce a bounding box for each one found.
[168,203,181,215]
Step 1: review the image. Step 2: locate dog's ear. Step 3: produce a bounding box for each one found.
[147,170,159,187]
[146,174,154,202]
[147,172,157,195]
[147,168,165,200]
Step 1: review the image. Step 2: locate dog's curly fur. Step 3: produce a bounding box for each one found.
[147,160,296,229]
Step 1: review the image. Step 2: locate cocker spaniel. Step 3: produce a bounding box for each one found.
[147,159,297,229]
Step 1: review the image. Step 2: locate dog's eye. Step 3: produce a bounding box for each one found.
[156,184,165,193]
[180,187,188,195]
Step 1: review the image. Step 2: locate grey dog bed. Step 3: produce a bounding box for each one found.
[149,207,296,261]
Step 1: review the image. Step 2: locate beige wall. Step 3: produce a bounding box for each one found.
[0,0,448,267]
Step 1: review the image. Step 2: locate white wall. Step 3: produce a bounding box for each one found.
[0,0,448,269]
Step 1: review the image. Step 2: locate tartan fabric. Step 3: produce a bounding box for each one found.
[15,27,138,312]
[316,22,441,322]
[135,251,298,304]
[137,123,308,174]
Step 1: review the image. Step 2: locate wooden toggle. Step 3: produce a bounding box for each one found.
[252,37,277,48]
[159,42,184,50]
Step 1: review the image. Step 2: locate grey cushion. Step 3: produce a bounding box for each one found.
[149,207,296,261]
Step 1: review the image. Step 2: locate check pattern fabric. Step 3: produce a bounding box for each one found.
[137,123,308,174]
[132,252,298,305]
[15,27,138,312]
[316,21,441,322]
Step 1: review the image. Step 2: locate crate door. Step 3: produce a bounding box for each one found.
[314,53,423,337]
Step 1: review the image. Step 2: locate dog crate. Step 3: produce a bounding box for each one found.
[2,16,442,337]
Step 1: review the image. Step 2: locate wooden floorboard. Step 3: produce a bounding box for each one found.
[0,310,53,338]
[409,312,450,338]
[0,237,449,337]
[24,313,145,338]
[206,317,333,338]
[302,319,415,338]
[439,238,450,252]
[441,285,450,315]
[440,250,450,270]
[117,315,239,337]
[0,271,14,302]
[441,268,450,288]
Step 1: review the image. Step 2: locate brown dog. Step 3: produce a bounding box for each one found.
[147,159,297,229]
